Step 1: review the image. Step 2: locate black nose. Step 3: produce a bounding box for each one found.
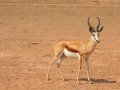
[97,40,100,43]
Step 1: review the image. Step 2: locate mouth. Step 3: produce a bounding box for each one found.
[94,38,100,43]
[93,37,100,43]
[96,40,100,43]
[92,35,100,43]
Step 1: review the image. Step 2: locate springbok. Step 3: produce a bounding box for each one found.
[47,17,104,84]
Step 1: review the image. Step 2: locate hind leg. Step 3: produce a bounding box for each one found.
[47,56,59,80]
[47,51,64,80]
[47,44,64,80]
[57,53,66,81]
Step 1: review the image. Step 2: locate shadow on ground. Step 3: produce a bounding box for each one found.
[64,78,117,84]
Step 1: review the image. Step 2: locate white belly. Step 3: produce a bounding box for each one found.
[63,48,80,58]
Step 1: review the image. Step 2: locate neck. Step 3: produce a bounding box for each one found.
[87,36,98,54]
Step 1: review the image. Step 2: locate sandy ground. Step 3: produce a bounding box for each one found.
[0,2,120,90]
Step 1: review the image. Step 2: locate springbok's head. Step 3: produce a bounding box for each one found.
[88,17,104,43]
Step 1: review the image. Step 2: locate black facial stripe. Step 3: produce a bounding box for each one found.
[93,35,99,42]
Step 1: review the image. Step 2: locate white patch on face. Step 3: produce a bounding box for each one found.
[92,32,100,43]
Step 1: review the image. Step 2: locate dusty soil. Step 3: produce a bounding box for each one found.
[0,1,120,90]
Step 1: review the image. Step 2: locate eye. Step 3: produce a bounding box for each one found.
[93,34,94,36]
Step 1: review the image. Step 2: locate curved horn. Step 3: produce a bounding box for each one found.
[96,17,100,30]
[88,17,95,32]
[88,17,94,28]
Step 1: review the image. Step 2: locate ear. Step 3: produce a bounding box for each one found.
[89,27,95,33]
[99,26,104,32]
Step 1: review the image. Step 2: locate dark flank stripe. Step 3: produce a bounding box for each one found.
[65,45,79,53]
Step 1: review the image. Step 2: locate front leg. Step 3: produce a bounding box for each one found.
[85,58,92,84]
[77,55,82,84]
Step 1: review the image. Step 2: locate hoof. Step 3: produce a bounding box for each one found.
[47,78,51,81]
[77,79,80,84]
[89,81,93,84]
[91,82,93,84]
[62,78,65,81]
[77,81,80,84]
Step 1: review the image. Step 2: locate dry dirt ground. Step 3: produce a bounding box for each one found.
[0,1,120,90]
